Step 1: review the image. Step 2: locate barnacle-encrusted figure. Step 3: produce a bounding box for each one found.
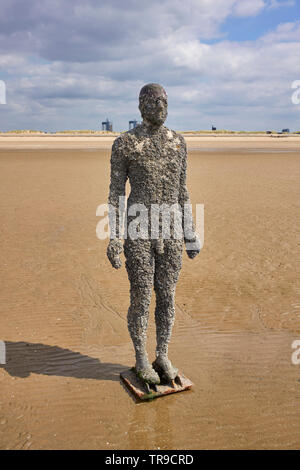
[107,83,200,385]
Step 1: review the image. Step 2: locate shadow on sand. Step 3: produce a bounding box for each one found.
[0,341,127,382]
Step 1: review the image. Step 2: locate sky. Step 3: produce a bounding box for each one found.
[0,0,300,132]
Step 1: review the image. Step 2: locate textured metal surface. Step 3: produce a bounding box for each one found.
[107,84,200,384]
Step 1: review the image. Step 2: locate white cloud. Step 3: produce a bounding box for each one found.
[0,0,299,131]
[262,20,300,42]
[233,0,266,17]
[267,0,295,9]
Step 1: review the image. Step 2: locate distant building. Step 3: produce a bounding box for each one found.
[129,120,139,130]
[102,118,113,131]
[282,128,290,133]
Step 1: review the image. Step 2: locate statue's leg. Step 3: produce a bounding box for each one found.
[127,284,152,370]
[153,239,183,381]
[124,239,160,384]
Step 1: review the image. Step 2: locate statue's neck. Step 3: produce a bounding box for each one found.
[142,118,164,134]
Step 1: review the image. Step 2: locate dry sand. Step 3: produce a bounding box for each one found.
[0,136,299,449]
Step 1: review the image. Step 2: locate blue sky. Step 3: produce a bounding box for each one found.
[0,0,300,132]
[223,1,300,41]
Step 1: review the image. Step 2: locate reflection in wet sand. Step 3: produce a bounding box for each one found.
[0,144,299,449]
[127,396,174,450]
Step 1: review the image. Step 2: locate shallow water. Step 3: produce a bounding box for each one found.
[0,147,299,449]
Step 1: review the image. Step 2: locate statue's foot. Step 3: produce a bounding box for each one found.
[152,356,178,382]
[135,365,160,385]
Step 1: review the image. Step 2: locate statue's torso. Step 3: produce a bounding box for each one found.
[119,124,185,206]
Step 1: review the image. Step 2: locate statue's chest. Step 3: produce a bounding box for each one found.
[128,135,182,177]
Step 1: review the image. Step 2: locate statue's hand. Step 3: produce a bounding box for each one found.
[107,238,123,269]
[185,235,201,259]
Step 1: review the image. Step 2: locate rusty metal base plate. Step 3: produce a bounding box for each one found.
[120,368,193,401]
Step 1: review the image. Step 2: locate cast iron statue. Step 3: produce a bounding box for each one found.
[107,83,200,385]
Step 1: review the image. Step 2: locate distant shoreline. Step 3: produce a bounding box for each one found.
[1,133,300,151]
[1,132,300,138]
[0,129,299,138]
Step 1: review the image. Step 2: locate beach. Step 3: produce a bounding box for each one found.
[0,135,299,449]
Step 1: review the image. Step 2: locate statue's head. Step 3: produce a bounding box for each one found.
[139,83,168,127]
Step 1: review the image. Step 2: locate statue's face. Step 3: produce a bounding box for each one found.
[139,85,168,126]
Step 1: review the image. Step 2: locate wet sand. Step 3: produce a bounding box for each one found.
[0,137,299,449]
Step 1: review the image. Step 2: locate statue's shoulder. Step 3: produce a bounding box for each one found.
[127,124,146,140]
[112,130,133,153]
[112,132,127,146]
[164,127,186,146]
[112,126,143,150]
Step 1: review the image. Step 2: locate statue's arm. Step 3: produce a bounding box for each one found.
[107,137,128,269]
[178,136,201,259]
